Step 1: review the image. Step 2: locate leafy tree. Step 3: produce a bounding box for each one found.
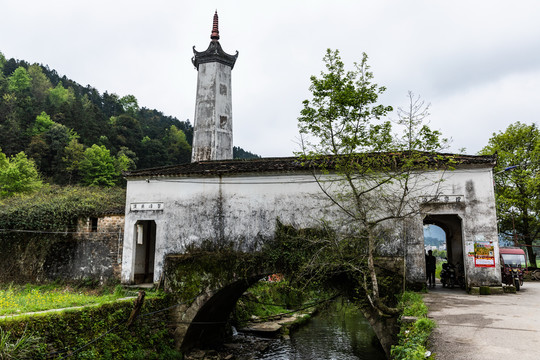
[0,94,25,155]
[31,111,55,135]
[296,49,448,354]
[0,149,42,197]
[44,123,79,178]
[114,153,132,174]
[62,138,85,184]
[233,146,260,159]
[163,125,191,164]
[0,51,6,72]
[7,67,32,95]
[25,136,49,172]
[116,146,138,170]
[119,94,139,116]
[79,144,119,187]
[27,120,78,179]
[138,136,167,169]
[0,52,6,92]
[480,122,540,267]
[28,64,52,105]
[101,91,123,117]
[48,81,75,108]
[97,135,113,150]
[110,114,143,154]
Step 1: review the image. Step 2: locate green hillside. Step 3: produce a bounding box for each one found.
[0,51,257,191]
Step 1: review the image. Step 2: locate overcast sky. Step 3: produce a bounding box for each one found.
[2,1,539,157]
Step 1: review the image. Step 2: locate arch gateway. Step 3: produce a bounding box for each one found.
[121,154,502,290]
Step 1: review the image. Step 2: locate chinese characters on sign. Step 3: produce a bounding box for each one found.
[420,194,463,204]
[130,203,164,211]
[473,241,495,267]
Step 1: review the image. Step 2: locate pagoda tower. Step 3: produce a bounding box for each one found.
[191,11,238,162]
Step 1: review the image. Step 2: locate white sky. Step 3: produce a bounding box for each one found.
[2,1,539,157]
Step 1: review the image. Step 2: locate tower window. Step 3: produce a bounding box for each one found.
[220,116,228,128]
[220,84,227,95]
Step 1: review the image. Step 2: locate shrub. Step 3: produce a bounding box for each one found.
[0,327,42,359]
[391,291,436,360]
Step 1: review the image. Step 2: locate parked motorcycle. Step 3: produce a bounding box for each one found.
[502,264,524,291]
[440,262,456,288]
[440,261,465,289]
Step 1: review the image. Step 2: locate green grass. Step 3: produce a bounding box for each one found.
[0,284,145,316]
[234,279,321,326]
[391,291,436,360]
[435,261,443,278]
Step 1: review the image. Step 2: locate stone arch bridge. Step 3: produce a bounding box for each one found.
[163,251,274,352]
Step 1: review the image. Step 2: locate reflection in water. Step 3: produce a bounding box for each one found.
[255,300,386,360]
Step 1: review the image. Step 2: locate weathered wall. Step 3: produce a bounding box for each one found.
[192,62,233,161]
[0,215,124,283]
[73,214,125,280]
[121,166,500,287]
[421,168,501,287]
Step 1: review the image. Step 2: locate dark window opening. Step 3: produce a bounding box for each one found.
[220,115,228,128]
[90,217,98,232]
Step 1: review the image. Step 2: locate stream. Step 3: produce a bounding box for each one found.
[251,300,385,360]
[185,300,386,360]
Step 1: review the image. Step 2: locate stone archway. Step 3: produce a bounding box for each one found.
[174,276,264,351]
[423,214,465,283]
[163,252,272,352]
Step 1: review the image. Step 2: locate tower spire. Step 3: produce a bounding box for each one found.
[211,10,220,40]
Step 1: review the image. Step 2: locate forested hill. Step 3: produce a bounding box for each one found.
[0,52,258,186]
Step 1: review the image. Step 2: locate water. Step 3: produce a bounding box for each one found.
[253,301,386,360]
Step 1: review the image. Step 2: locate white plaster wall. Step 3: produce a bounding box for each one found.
[121,167,500,286]
[421,168,501,286]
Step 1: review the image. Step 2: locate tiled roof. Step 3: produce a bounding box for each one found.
[123,153,497,179]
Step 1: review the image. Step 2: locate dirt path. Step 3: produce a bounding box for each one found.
[423,281,540,360]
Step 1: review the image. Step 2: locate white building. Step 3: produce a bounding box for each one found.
[121,154,501,288]
[120,12,502,289]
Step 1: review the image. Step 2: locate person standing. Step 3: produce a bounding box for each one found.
[426,250,437,287]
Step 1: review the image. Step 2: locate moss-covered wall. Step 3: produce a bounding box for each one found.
[0,296,179,359]
[0,215,124,284]
[163,251,270,299]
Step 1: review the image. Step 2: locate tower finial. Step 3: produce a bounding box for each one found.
[210,10,220,40]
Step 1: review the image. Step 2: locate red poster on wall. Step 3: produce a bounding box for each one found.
[474,241,495,268]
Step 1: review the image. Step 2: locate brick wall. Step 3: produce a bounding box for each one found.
[75,214,125,280]
[0,215,125,284]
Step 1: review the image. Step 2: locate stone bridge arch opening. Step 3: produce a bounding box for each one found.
[178,275,268,351]
[423,214,466,284]
[163,253,274,352]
